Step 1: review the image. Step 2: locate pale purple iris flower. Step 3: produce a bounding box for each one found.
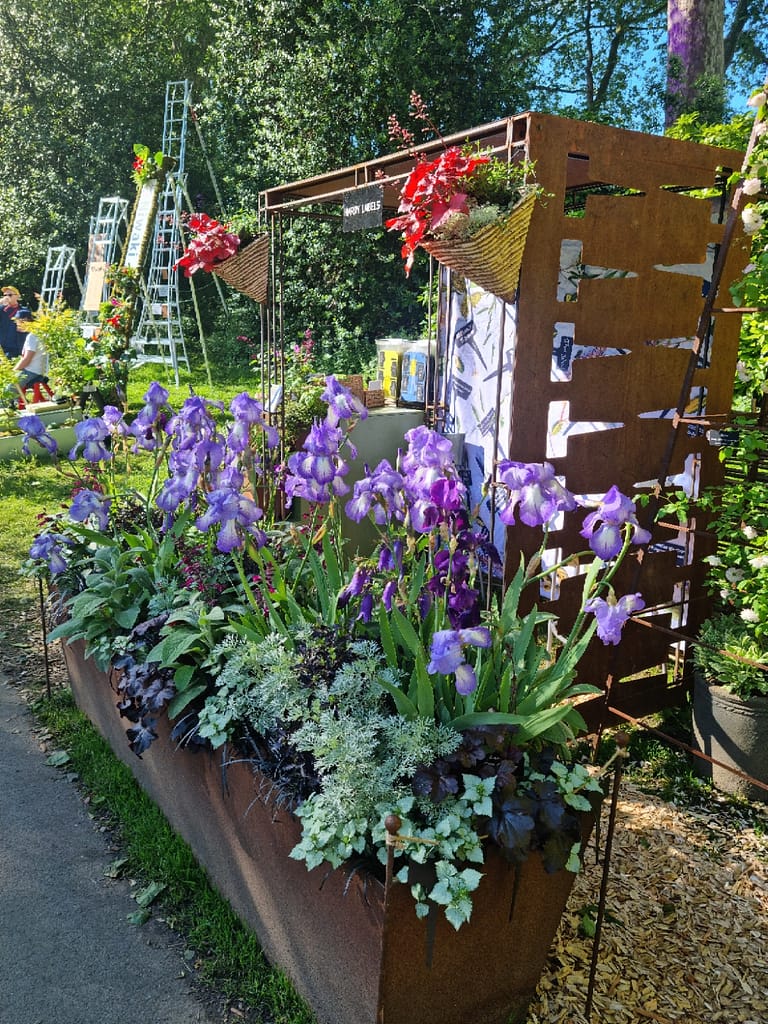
[101,405,129,436]
[17,415,58,456]
[228,393,279,452]
[427,626,492,695]
[345,460,406,524]
[195,487,266,553]
[584,593,645,645]
[580,486,652,560]
[69,417,112,462]
[321,375,368,427]
[496,461,577,528]
[167,396,223,452]
[130,383,170,448]
[156,450,201,513]
[29,532,69,574]
[69,489,112,531]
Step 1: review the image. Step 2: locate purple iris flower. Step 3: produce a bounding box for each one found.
[17,415,58,456]
[496,461,577,528]
[156,450,201,513]
[101,405,129,436]
[321,375,368,426]
[195,487,266,553]
[167,396,222,452]
[585,592,645,645]
[29,532,69,574]
[345,460,405,524]
[580,486,652,560]
[401,426,454,474]
[285,419,350,504]
[427,626,492,695]
[69,417,112,462]
[130,383,170,446]
[228,393,279,452]
[68,489,111,531]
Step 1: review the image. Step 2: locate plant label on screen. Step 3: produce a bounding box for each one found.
[342,185,383,232]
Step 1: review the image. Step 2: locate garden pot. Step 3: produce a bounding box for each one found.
[692,672,768,803]
[62,638,590,1024]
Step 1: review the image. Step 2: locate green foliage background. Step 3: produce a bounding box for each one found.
[0,0,765,370]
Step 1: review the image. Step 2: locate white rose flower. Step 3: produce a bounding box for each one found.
[749,554,768,569]
[747,90,767,108]
[703,555,723,566]
[742,206,765,235]
[743,524,759,540]
[743,177,763,196]
[740,608,760,623]
[736,361,751,382]
[725,567,745,583]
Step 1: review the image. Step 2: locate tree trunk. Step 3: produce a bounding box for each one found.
[666,0,725,126]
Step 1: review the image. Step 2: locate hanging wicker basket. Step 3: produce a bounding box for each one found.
[420,190,537,303]
[212,234,270,304]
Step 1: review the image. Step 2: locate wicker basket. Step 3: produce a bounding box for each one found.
[420,190,536,304]
[339,374,365,403]
[364,388,386,409]
[212,234,270,304]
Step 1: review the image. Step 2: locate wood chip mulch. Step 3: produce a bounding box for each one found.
[526,780,768,1024]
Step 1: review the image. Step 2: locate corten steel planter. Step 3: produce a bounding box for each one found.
[692,672,768,804]
[62,638,588,1024]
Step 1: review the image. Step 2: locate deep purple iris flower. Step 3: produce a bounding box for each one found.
[580,486,652,560]
[156,450,201,513]
[69,417,112,463]
[17,415,58,456]
[321,375,368,426]
[69,489,111,531]
[195,487,266,553]
[29,532,69,574]
[427,626,492,695]
[584,592,645,645]
[496,461,577,528]
[337,566,371,609]
[130,383,170,448]
[228,393,279,453]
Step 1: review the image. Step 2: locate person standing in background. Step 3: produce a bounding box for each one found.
[0,285,23,358]
[12,308,49,392]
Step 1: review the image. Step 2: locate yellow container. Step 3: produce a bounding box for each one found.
[375,338,408,402]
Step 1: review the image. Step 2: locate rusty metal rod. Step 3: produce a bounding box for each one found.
[585,732,629,1019]
[607,705,768,794]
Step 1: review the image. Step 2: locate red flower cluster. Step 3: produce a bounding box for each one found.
[174,213,241,276]
[386,147,489,274]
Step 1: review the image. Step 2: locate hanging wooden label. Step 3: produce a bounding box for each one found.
[342,185,383,232]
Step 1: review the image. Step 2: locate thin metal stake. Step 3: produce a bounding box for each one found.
[585,732,629,1019]
[38,578,51,698]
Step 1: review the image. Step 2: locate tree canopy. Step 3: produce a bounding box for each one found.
[0,0,765,363]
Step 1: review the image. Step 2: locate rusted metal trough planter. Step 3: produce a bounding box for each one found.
[63,639,585,1024]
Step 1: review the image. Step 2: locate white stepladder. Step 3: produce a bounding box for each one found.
[80,195,130,330]
[130,79,192,385]
[39,245,83,309]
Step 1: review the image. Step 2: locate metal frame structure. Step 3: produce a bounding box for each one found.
[80,195,129,320]
[260,111,748,726]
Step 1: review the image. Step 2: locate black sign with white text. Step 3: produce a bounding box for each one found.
[342,185,383,232]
